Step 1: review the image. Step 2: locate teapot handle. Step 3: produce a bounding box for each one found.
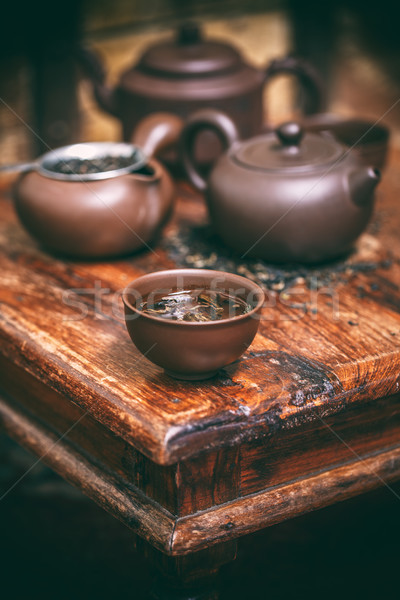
[264,56,326,116]
[131,113,184,159]
[180,109,239,191]
[77,46,117,116]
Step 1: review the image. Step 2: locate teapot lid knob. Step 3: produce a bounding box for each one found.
[177,22,202,45]
[276,122,304,147]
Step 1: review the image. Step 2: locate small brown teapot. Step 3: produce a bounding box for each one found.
[80,22,324,169]
[4,114,182,258]
[180,110,381,264]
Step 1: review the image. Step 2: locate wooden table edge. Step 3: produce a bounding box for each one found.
[0,393,175,555]
[171,442,400,553]
[2,334,400,466]
[2,389,399,556]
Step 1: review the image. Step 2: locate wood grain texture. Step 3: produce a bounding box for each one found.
[0,152,400,465]
[0,354,180,513]
[239,391,400,496]
[3,383,399,557]
[2,347,399,520]
[0,354,241,516]
[0,392,175,554]
[171,443,400,554]
[176,447,240,516]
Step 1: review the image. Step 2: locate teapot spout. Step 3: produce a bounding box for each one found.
[349,166,381,206]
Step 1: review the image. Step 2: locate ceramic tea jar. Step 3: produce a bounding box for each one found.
[180,109,381,264]
[80,22,324,168]
[10,113,182,258]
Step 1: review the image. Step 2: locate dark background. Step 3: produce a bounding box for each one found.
[1,0,400,154]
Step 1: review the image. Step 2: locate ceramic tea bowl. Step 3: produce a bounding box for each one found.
[122,269,265,380]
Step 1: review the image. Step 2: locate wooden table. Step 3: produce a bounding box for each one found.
[1,151,400,598]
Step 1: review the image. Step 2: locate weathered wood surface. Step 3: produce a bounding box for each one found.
[2,385,400,556]
[171,443,400,554]
[3,349,399,523]
[1,151,400,466]
[0,391,175,553]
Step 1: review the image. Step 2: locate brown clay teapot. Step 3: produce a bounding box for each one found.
[80,22,324,169]
[180,110,381,264]
[300,113,390,170]
[6,114,182,258]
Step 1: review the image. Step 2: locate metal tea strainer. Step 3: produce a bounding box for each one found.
[0,142,148,181]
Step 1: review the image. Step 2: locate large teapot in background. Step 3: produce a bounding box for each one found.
[180,110,381,264]
[80,22,324,169]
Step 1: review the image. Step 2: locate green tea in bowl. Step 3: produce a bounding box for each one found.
[123,269,265,380]
[139,287,251,322]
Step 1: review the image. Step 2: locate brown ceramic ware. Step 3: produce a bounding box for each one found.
[180,109,381,264]
[300,113,390,170]
[80,22,324,168]
[9,113,182,258]
[122,269,265,380]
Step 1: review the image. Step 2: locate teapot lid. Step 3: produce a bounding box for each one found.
[233,122,345,172]
[138,22,242,77]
